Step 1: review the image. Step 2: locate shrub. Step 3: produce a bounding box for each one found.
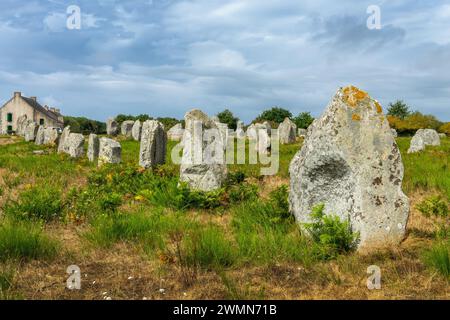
[0,219,59,261]
[422,242,450,280]
[98,192,122,212]
[416,196,449,218]
[217,109,239,130]
[255,107,292,125]
[183,225,237,269]
[4,186,63,222]
[304,204,359,259]
[439,122,450,135]
[228,183,259,204]
[293,112,315,129]
[268,185,290,220]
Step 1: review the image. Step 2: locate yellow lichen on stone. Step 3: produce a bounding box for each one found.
[342,86,369,107]
[352,114,361,121]
[375,101,383,114]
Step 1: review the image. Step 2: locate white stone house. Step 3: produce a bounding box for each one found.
[0,92,64,134]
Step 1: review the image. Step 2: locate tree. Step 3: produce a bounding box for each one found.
[387,100,411,120]
[217,109,239,130]
[439,123,450,135]
[64,116,106,134]
[294,112,315,129]
[255,107,292,125]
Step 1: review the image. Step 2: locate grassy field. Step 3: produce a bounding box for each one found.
[0,135,449,300]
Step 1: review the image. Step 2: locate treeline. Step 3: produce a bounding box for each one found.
[64,116,106,135]
[386,100,449,135]
[115,114,183,130]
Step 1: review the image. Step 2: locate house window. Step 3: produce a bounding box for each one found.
[7,113,13,122]
[7,125,13,133]
[39,118,45,125]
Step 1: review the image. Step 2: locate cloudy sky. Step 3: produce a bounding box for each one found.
[0,0,449,123]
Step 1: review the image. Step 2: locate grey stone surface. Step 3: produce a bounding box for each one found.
[167,123,184,141]
[67,133,85,158]
[289,86,409,250]
[235,121,246,139]
[278,117,297,144]
[246,124,257,140]
[180,109,227,191]
[87,134,100,162]
[391,129,398,138]
[106,118,119,136]
[58,126,71,154]
[298,128,307,137]
[215,121,229,148]
[139,120,167,169]
[255,123,271,155]
[121,120,135,138]
[408,129,440,153]
[24,122,39,142]
[16,115,28,136]
[98,138,122,166]
[43,127,60,146]
[35,126,45,145]
[132,120,142,141]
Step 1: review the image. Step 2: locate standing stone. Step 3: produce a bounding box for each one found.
[235,121,246,139]
[298,128,307,137]
[215,121,229,148]
[167,123,184,141]
[16,115,28,136]
[180,109,227,191]
[24,122,39,142]
[106,118,119,136]
[278,118,297,144]
[98,138,122,166]
[246,124,258,140]
[132,120,142,141]
[121,121,135,138]
[58,126,71,154]
[439,133,446,138]
[43,127,60,146]
[139,120,167,169]
[67,133,85,158]
[255,123,271,155]
[87,134,100,162]
[408,129,440,154]
[289,86,410,250]
[391,129,398,138]
[35,126,45,145]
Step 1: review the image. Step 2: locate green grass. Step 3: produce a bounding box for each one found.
[183,225,237,270]
[397,137,450,199]
[0,219,59,262]
[422,242,450,280]
[84,208,198,254]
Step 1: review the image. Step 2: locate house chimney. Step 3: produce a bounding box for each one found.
[14,92,21,99]
[44,105,49,110]
[30,97,37,102]
[50,107,56,113]
[55,108,61,114]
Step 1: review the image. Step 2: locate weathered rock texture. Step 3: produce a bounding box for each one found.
[121,121,135,138]
[106,118,119,136]
[67,133,85,158]
[278,117,297,144]
[180,109,227,191]
[98,138,122,166]
[235,121,246,139]
[58,126,71,154]
[43,127,60,146]
[246,124,257,140]
[298,128,307,137]
[16,115,28,136]
[35,126,45,145]
[24,122,39,142]
[88,134,100,162]
[132,120,142,141]
[139,120,167,169]
[255,123,271,154]
[391,129,398,138]
[408,129,440,153]
[167,123,184,141]
[289,86,410,250]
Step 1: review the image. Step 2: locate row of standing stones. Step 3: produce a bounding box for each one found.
[16,86,446,251]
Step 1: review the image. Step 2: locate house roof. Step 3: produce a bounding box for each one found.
[21,96,62,124]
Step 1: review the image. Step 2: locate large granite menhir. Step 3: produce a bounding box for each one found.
[139,120,167,169]
[289,86,410,250]
[180,109,227,191]
[98,138,122,166]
